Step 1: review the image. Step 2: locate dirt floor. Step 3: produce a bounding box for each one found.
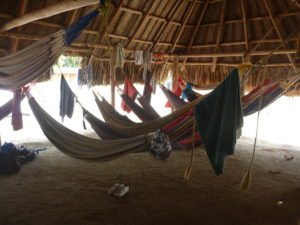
[0,137,300,225]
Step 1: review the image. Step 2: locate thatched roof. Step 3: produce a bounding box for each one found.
[0,0,299,88]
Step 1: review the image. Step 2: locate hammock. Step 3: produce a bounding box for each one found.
[0,99,14,120]
[120,94,159,121]
[83,109,133,139]
[159,84,187,109]
[0,9,99,91]
[160,74,300,116]
[28,96,151,160]
[137,96,160,119]
[0,94,25,120]
[93,92,137,127]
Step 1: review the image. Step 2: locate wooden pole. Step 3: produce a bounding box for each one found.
[110,49,116,108]
[0,0,99,31]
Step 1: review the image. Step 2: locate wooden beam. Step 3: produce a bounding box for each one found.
[0,0,99,31]
[87,56,295,67]
[150,1,183,52]
[291,0,300,9]
[264,0,298,71]
[212,0,226,73]
[183,0,209,65]
[0,10,299,33]
[241,0,249,52]
[2,30,297,54]
[170,0,198,53]
[10,0,28,53]
[88,0,125,64]
[110,49,115,108]
[126,0,158,48]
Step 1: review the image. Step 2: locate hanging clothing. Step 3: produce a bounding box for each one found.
[142,70,153,104]
[121,77,138,113]
[165,76,185,108]
[11,89,23,131]
[77,65,93,87]
[60,76,74,122]
[181,82,193,100]
[194,68,243,175]
[115,43,126,69]
[135,50,143,65]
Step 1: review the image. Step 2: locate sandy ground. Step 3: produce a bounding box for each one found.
[0,137,300,225]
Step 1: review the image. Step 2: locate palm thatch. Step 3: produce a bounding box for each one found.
[0,0,299,90]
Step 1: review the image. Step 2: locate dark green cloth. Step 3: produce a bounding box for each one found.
[60,76,74,122]
[194,68,243,175]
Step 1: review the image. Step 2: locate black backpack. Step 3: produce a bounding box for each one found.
[0,143,21,174]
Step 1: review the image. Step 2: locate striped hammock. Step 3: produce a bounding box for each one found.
[0,9,99,91]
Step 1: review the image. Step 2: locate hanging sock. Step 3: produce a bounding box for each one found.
[59,76,74,123]
[121,77,138,113]
[11,89,23,131]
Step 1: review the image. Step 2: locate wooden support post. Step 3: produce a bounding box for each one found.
[110,50,115,108]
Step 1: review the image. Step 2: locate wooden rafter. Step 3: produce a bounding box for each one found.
[183,0,209,65]
[170,0,198,53]
[2,31,298,52]
[0,0,99,31]
[0,11,299,39]
[126,0,158,48]
[150,1,183,52]
[263,0,298,71]
[10,0,28,53]
[291,0,300,8]
[212,0,226,73]
[88,0,125,64]
[241,0,249,53]
[85,57,296,67]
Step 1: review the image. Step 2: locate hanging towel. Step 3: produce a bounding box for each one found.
[135,50,143,65]
[165,76,185,108]
[60,76,74,122]
[115,43,126,69]
[194,68,243,175]
[11,89,23,131]
[121,77,138,113]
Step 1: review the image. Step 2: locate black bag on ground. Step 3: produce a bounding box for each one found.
[0,143,21,174]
